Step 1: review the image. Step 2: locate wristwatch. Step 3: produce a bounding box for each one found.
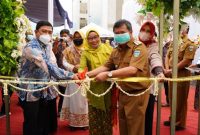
[107,71,113,78]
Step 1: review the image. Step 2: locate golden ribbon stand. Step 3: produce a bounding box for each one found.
[1,75,200,98]
[1,75,200,135]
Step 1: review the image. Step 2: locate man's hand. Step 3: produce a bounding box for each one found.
[164,69,172,77]
[86,71,92,78]
[157,73,165,78]
[73,65,79,73]
[72,74,79,80]
[156,73,165,82]
[94,72,109,82]
[188,64,197,68]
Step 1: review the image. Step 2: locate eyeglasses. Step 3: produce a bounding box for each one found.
[87,36,99,41]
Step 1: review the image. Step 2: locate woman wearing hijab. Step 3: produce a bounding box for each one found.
[60,30,89,130]
[79,29,113,135]
[139,21,164,135]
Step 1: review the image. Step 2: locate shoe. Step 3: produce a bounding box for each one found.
[175,126,185,131]
[162,103,169,107]
[0,112,11,118]
[68,126,78,131]
[79,127,88,130]
[0,112,6,118]
[164,121,170,126]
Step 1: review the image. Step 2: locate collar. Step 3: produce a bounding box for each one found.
[37,39,47,49]
[182,35,188,43]
[127,40,134,48]
[117,39,134,50]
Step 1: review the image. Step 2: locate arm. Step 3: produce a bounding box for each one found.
[78,51,88,72]
[45,60,75,80]
[148,44,163,74]
[63,58,74,72]
[23,46,75,80]
[88,49,114,78]
[165,51,170,70]
[178,44,196,69]
[93,66,138,82]
[95,44,148,81]
[110,66,138,78]
[177,59,192,70]
[87,66,110,78]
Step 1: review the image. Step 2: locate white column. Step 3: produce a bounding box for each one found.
[87,0,102,25]
[48,0,54,25]
[116,0,124,20]
[72,0,80,31]
[107,0,116,30]
[87,0,91,24]
[101,0,108,29]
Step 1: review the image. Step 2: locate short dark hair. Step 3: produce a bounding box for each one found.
[179,23,190,34]
[36,21,53,30]
[113,19,132,32]
[185,26,190,34]
[60,29,70,36]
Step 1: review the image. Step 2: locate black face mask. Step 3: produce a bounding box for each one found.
[73,39,83,46]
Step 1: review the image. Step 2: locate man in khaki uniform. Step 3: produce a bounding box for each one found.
[164,23,197,130]
[87,19,151,135]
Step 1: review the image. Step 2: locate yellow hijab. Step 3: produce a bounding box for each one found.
[73,30,87,49]
[84,28,102,51]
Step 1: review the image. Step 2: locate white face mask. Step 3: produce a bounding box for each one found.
[39,34,51,45]
[139,31,150,41]
[60,36,70,42]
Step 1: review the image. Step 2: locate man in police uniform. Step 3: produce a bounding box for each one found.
[87,19,150,135]
[164,23,196,130]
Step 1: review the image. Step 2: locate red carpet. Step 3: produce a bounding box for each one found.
[0,86,199,135]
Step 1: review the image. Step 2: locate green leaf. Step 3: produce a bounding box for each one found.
[0,0,25,75]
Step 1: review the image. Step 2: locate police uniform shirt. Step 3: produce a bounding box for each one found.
[104,40,150,93]
[168,36,196,68]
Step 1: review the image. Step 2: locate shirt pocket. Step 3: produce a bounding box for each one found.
[113,56,120,69]
[122,55,132,67]
[178,46,186,60]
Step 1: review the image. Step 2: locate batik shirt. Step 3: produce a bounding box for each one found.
[18,38,74,101]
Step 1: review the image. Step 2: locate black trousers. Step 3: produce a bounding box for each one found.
[164,81,169,104]
[20,98,57,135]
[145,94,155,135]
[1,87,13,113]
[58,86,66,113]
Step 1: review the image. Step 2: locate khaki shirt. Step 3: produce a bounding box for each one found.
[104,40,150,93]
[167,36,196,68]
[166,43,173,69]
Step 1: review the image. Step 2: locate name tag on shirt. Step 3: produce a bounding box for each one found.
[133,50,141,57]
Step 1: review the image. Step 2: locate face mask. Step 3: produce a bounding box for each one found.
[27,35,34,41]
[73,39,83,46]
[139,32,150,42]
[114,33,130,44]
[39,34,51,45]
[60,36,69,42]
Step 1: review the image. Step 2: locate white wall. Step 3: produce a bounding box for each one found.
[71,0,80,32]
[184,16,200,39]
[88,0,102,25]
[122,0,142,37]
[107,0,117,30]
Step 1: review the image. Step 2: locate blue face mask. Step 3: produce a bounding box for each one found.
[27,35,34,41]
[114,33,130,44]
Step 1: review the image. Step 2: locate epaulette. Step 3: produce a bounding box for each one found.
[133,40,142,46]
